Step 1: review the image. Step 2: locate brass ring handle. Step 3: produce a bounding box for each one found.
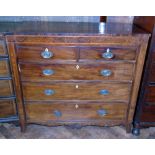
[42,69,54,76]
[97,109,108,116]
[41,48,53,58]
[53,110,62,117]
[100,69,112,77]
[99,89,109,95]
[44,89,55,96]
[102,48,114,59]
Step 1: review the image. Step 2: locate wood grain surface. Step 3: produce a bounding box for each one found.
[0,60,10,77]
[0,40,7,55]
[8,35,144,46]
[80,47,137,61]
[25,102,127,123]
[5,22,150,132]
[140,105,155,122]
[0,80,13,96]
[144,85,155,103]
[7,42,26,131]
[22,82,131,102]
[19,62,134,81]
[133,17,155,129]
[16,45,78,61]
[0,100,16,117]
[148,63,155,82]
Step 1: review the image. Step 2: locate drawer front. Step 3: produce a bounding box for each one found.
[150,48,155,62]
[80,47,137,61]
[0,59,10,77]
[0,100,16,117]
[140,104,155,122]
[144,85,155,103]
[16,45,77,62]
[148,63,155,82]
[145,86,155,102]
[19,62,134,81]
[25,102,127,122]
[22,82,131,101]
[0,40,7,56]
[0,80,13,96]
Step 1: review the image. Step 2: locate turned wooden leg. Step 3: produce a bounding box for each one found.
[20,121,26,132]
[126,123,132,133]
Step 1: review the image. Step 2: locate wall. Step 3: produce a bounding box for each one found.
[0,16,100,22]
[0,16,134,24]
[107,16,134,24]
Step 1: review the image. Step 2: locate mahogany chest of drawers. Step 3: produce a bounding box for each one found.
[0,22,150,132]
[0,35,17,122]
[133,17,155,135]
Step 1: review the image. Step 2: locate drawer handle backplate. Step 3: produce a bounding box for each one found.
[100,69,112,77]
[54,110,62,117]
[42,69,54,76]
[41,48,53,59]
[44,89,55,96]
[99,89,109,95]
[97,109,108,116]
[102,48,114,59]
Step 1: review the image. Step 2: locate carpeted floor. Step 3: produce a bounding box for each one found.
[0,123,155,139]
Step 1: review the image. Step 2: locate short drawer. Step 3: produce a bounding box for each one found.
[144,85,155,103]
[0,100,16,117]
[150,48,155,62]
[0,80,14,96]
[22,82,131,102]
[0,59,10,77]
[79,47,137,61]
[0,40,7,56]
[25,102,127,122]
[19,62,134,82]
[16,45,77,62]
[148,63,155,82]
[140,104,155,122]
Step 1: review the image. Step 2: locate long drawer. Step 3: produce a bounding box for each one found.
[25,102,127,123]
[0,59,10,77]
[0,80,14,96]
[0,100,16,117]
[19,62,134,81]
[22,82,131,102]
[16,45,77,62]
